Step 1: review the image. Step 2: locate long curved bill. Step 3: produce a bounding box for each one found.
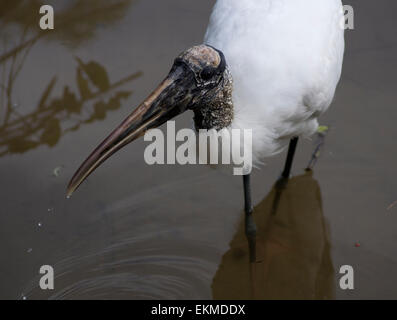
[67,66,194,197]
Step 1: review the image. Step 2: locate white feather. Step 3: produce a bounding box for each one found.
[203,0,345,168]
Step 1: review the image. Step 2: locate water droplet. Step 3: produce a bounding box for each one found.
[22,296,27,300]
[53,166,63,177]
[27,248,33,253]
[38,222,42,227]
[47,208,54,213]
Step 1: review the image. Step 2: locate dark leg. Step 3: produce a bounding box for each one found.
[281,137,299,179]
[243,174,256,263]
[243,175,253,217]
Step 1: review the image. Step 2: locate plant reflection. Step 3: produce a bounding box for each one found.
[212,170,335,300]
[0,0,141,156]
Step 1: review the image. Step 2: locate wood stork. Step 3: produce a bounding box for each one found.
[67,0,345,237]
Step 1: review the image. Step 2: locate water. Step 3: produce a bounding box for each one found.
[1,0,397,300]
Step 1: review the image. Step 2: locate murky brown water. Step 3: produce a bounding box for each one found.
[1,0,396,300]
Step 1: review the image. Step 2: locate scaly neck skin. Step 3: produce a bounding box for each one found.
[193,67,234,131]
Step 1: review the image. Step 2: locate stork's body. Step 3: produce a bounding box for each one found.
[204,0,345,165]
[67,0,345,239]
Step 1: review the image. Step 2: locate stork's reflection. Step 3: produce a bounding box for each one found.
[212,170,334,300]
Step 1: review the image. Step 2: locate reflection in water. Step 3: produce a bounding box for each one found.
[212,171,335,300]
[0,0,139,156]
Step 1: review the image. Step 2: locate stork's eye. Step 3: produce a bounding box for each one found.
[200,66,215,81]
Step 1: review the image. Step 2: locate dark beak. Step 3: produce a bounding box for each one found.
[67,64,195,197]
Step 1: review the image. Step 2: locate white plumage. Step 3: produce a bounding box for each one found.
[204,0,345,166]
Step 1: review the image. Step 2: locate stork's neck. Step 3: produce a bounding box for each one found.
[193,67,234,131]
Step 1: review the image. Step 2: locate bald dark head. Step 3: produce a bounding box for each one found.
[173,45,227,86]
[178,45,222,69]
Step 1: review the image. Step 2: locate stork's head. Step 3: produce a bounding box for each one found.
[67,45,233,196]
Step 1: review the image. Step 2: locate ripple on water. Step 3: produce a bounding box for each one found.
[22,232,219,299]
